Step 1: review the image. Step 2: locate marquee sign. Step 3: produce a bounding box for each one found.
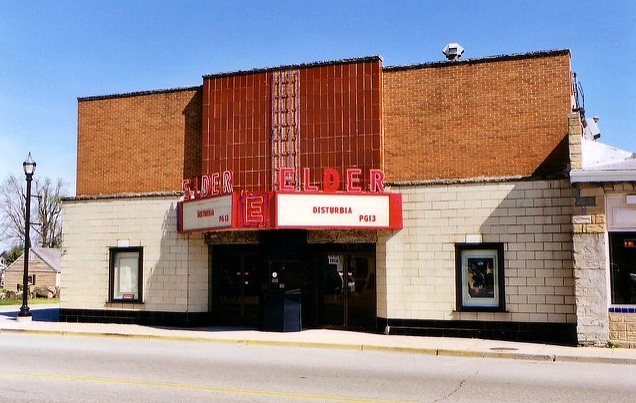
[278,167,386,193]
[182,170,233,201]
[177,167,403,232]
[178,194,236,232]
[275,193,401,229]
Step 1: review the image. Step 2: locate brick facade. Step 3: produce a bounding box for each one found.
[65,49,594,343]
[609,312,636,348]
[77,88,202,196]
[201,59,382,192]
[383,51,572,182]
[76,51,571,196]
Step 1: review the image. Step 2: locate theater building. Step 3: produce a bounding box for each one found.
[61,48,633,345]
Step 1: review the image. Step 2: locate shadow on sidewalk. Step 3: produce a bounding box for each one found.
[0,307,60,322]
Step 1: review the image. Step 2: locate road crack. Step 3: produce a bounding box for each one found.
[433,370,478,402]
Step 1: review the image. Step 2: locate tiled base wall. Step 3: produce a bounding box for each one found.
[60,308,579,344]
[609,310,636,348]
[378,317,577,345]
[60,308,212,328]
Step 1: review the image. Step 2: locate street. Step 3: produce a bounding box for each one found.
[0,332,633,402]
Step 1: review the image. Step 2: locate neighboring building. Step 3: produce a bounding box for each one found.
[569,128,636,346]
[3,247,61,292]
[60,48,633,346]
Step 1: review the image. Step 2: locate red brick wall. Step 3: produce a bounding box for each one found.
[77,88,202,196]
[202,72,271,191]
[300,61,382,190]
[202,58,382,192]
[76,52,572,195]
[383,51,572,182]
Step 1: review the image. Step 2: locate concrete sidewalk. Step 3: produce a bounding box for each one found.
[2,305,636,365]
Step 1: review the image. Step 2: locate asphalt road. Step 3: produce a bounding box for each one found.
[0,332,633,402]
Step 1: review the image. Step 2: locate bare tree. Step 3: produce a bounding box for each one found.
[0,174,29,247]
[0,174,66,249]
[33,177,65,247]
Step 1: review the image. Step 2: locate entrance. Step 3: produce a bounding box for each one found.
[261,260,304,331]
[319,250,376,330]
[210,245,262,326]
[210,232,376,331]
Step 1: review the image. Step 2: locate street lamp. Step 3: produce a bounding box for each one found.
[18,153,36,320]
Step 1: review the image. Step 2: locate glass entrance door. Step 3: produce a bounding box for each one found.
[212,247,262,327]
[321,252,376,330]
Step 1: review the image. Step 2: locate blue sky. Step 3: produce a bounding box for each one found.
[1,0,635,197]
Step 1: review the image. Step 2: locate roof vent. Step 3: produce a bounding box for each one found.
[442,43,464,61]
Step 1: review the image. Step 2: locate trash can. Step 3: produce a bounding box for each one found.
[261,290,302,332]
[282,292,302,332]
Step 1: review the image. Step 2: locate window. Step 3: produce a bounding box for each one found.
[109,247,143,302]
[455,243,505,311]
[609,232,636,305]
[27,274,36,285]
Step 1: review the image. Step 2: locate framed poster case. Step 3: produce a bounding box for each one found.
[455,243,505,311]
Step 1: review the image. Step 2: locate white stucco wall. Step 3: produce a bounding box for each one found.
[60,195,208,312]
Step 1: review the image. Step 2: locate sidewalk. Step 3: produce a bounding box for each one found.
[2,305,636,365]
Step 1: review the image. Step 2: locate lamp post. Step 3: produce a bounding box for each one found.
[18,153,36,320]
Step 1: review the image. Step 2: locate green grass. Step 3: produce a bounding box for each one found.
[0,297,59,306]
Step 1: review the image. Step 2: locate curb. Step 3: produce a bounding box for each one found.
[3,326,636,366]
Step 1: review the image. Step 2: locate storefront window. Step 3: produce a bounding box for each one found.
[609,232,636,305]
[109,247,143,302]
[455,243,505,311]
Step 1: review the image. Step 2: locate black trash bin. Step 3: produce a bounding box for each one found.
[261,290,302,332]
[282,292,302,331]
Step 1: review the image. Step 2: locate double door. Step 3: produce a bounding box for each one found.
[211,244,305,328]
[211,247,262,326]
[211,239,376,331]
[320,252,376,330]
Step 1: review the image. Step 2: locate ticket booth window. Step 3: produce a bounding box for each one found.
[109,247,143,302]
